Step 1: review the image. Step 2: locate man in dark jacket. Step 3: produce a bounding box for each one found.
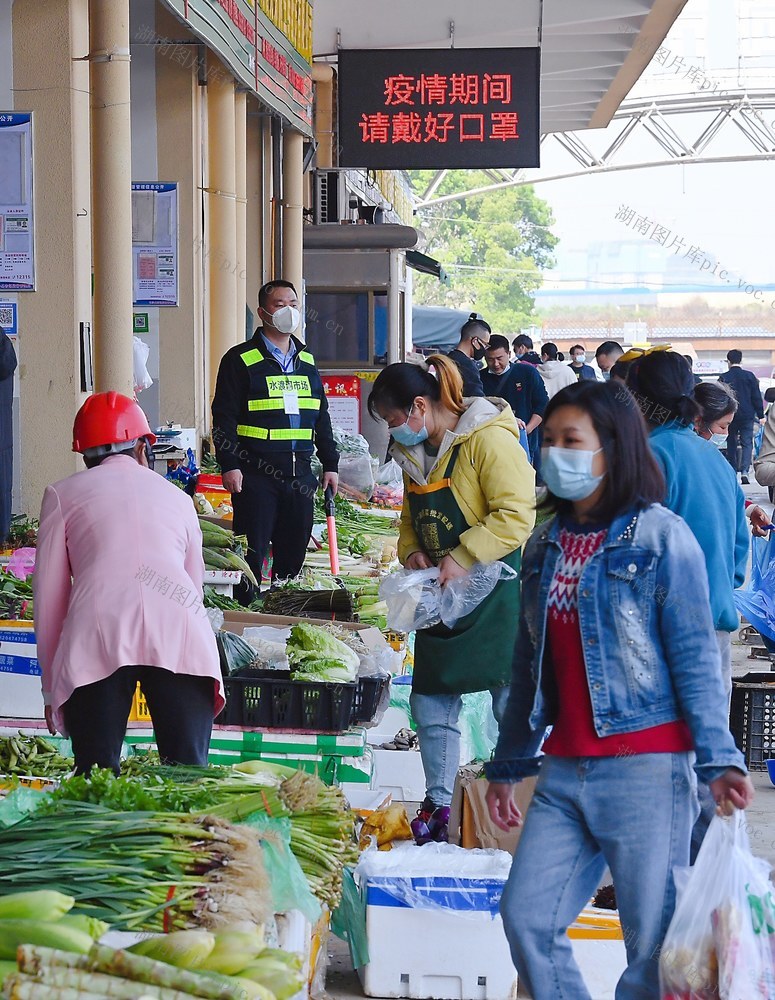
[447,313,488,396]
[0,330,17,541]
[482,335,548,463]
[212,280,339,588]
[568,344,597,381]
[719,349,765,483]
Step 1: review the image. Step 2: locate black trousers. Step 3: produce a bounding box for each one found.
[232,467,317,585]
[63,666,215,775]
[725,419,754,474]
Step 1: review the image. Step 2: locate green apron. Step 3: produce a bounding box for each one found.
[407,446,521,696]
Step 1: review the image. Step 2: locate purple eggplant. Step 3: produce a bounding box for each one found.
[428,805,450,842]
[411,815,433,845]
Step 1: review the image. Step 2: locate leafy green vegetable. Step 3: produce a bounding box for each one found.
[286,622,359,683]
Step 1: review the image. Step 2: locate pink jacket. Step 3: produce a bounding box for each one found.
[33,455,225,733]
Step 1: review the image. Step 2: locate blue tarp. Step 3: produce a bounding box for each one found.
[411,306,472,351]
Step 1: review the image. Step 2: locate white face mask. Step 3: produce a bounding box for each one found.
[573,353,586,364]
[710,432,728,448]
[267,305,300,335]
[541,446,605,501]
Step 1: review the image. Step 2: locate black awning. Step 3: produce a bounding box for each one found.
[406,250,450,286]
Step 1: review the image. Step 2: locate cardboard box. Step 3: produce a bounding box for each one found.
[221,610,389,655]
[450,764,537,854]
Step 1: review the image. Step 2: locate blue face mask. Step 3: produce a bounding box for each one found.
[541,446,605,501]
[601,370,611,382]
[710,432,728,448]
[391,405,429,447]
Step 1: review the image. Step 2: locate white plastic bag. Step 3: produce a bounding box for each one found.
[379,567,442,632]
[338,453,375,499]
[133,336,153,393]
[375,460,403,488]
[379,561,517,632]
[659,811,775,999]
[440,561,518,629]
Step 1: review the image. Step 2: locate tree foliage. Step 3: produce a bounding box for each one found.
[408,170,559,335]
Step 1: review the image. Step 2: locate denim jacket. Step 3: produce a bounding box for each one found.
[485,504,746,785]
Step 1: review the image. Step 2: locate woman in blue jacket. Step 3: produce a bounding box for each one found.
[486,381,752,1000]
[629,351,748,702]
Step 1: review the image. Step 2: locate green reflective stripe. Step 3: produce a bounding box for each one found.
[240,349,263,367]
[248,397,320,412]
[236,424,269,439]
[298,351,315,365]
[248,398,286,411]
[270,428,313,441]
[266,374,311,397]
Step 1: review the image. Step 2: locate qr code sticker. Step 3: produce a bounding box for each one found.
[0,306,12,330]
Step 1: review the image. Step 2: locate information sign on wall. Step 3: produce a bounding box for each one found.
[338,48,540,169]
[0,114,35,291]
[132,183,178,307]
[322,375,361,436]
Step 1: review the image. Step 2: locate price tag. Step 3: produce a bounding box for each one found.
[283,391,300,415]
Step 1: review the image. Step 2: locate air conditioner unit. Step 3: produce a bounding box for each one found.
[313,169,349,224]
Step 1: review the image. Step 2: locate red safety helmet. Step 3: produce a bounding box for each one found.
[72,392,156,454]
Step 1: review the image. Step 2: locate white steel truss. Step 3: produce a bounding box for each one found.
[416,89,775,207]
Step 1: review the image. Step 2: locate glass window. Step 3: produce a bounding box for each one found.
[305,292,369,364]
[374,292,388,365]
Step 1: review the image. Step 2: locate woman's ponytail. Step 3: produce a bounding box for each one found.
[425,354,465,415]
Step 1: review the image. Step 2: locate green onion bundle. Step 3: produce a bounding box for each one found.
[0,803,270,931]
[42,764,358,911]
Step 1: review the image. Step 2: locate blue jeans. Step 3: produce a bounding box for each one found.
[410,687,510,808]
[500,754,697,1000]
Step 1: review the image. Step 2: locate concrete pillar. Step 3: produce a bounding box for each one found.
[261,120,274,285]
[234,89,247,340]
[245,99,264,323]
[13,0,92,511]
[206,53,238,401]
[312,64,334,168]
[90,0,134,394]
[154,6,205,434]
[282,129,304,298]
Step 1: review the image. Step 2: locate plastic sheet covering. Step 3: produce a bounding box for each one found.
[660,811,775,999]
[246,813,322,924]
[734,535,775,643]
[355,842,512,922]
[331,868,369,970]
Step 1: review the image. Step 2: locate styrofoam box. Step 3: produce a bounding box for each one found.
[0,626,43,719]
[358,865,516,999]
[371,747,427,802]
[570,937,627,999]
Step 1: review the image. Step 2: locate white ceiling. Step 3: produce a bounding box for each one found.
[313,0,690,132]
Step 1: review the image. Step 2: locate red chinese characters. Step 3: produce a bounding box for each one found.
[359,68,522,146]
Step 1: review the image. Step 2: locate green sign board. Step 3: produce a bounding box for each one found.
[133,312,149,334]
[158,0,312,136]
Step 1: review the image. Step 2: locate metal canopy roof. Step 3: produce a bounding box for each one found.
[313,0,689,133]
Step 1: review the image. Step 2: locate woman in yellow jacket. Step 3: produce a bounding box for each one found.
[369,355,535,823]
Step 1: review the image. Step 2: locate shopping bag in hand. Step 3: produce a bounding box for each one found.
[659,811,775,999]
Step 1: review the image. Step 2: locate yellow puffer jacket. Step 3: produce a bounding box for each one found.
[390,397,536,569]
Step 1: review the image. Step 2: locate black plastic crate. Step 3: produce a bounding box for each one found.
[730,672,775,771]
[351,675,391,724]
[222,675,357,732]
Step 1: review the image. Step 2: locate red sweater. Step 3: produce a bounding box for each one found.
[542,523,692,758]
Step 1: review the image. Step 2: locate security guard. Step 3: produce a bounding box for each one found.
[212,280,339,589]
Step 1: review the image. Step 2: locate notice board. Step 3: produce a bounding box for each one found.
[0,113,35,291]
[132,182,179,307]
[338,48,540,169]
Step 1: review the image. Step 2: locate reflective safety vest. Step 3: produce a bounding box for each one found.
[235,339,325,452]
